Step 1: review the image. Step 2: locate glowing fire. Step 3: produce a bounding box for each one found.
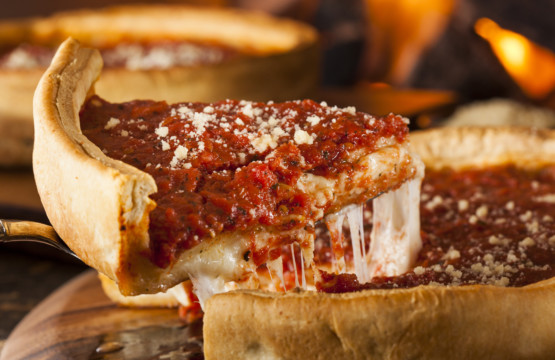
[364,0,455,85]
[475,18,555,100]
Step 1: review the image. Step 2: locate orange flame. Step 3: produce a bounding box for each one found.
[364,0,455,85]
[475,18,555,99]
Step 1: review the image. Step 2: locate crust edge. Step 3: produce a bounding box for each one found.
[204,278,555,360]
[33,38,158,293]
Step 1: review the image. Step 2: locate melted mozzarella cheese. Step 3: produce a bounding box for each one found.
[290,243,301,288]
[266,240,312,292]
[300,248,307,290]
[326,203,370,282]
[367,175,423,277]
[325,213,347,274]
[167,283,193,307]
[267,256,287,291]
[347,204,369,283]
[324,160,424,282]
[169,174,422,309]
[177,227,316,309]
[168,230,254,308]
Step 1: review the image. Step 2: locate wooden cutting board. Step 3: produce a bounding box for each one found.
[1,270,203,360]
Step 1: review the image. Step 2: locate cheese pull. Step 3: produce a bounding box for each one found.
[325,166,423,283]
[368,175,423,277]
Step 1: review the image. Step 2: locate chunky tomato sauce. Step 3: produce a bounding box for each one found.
[318,165,555,292]
[80,95,408,268]
[0,41,237,70]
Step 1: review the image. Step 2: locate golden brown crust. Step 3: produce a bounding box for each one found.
[203,127,555,360]
[1,4,318,166]
[205,278,555,360]
[33,38,159,294]
[34,6,315,54]
[410,126,555,170]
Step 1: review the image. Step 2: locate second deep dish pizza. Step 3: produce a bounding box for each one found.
[0,4,318,166]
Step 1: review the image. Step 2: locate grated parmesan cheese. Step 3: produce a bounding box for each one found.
[533,194,555,203]
[251,134,277,153]
[413,266,425,275]
[476,205,488,218]
[174,145,188,160]
[343,106,356,115]
[155,126,169,137]
[306,115,321,126]
[519,237,535,247]
[458,199,469,212]
[293,129,314,145]
[104,117,120,130]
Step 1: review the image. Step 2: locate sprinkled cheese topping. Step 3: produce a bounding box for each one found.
[84,97,408,172]
[251,134,277,153]
[414,165,555,288]
[293,129,314,145]
[306,115,321,126]
[161,140,171,151]
[104,117,120,130]
[155,126,169,138]
[534,194,555,203]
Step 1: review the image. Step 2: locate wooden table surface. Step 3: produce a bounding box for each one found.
[0,249,86,348]
[0,271,200,360]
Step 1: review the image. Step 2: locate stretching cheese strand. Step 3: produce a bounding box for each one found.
[368,176,423,277]
[325,174,423,282]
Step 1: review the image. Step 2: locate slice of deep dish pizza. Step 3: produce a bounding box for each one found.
[33,38,423,306]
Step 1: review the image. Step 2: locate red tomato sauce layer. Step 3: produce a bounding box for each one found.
[318,165,555,292]
[80,95,408,268]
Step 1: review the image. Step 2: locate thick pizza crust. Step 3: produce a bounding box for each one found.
[203,127,555,360]
[205,279,555,360]
[1,4,319,166]
[410,126,555,170]
[33,39,158,294]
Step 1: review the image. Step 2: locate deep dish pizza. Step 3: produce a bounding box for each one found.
[0,4,318,166]
[33,39,554,359]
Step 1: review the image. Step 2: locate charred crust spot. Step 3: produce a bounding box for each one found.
[243,250,251,262]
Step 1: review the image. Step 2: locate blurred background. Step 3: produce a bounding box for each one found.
[3,0,555,111]
[1,0,555,351]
